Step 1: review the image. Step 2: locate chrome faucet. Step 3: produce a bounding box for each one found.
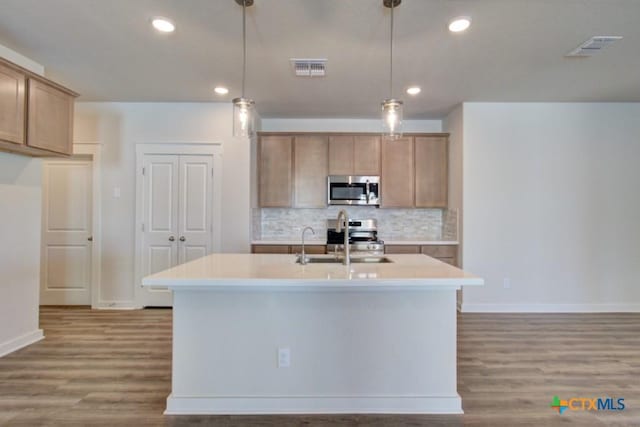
[299,226,315,265]
[335,209,350,265]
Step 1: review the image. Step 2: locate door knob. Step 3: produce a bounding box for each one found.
[87,236,93,242]
[179,236,186,242]
[168,236,175,242]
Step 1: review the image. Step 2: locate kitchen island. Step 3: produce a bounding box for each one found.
[142,253,483,415]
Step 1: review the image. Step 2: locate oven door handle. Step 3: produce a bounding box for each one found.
[365,180,370,204]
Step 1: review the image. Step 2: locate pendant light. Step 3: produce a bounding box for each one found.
[232,0,255,137]
[381,0,403,139]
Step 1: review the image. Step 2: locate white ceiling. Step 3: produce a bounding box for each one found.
[0,0,639,119]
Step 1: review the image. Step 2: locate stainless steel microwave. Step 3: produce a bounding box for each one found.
[327,175,380,206]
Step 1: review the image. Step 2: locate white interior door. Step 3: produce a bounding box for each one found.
[140,155,179,307]
[41,160,93,305]
[140,154,214,307]
[178,155,213,264]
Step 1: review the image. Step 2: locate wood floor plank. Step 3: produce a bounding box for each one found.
[0,307,638,426]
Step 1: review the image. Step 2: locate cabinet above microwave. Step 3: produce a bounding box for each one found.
[327,175,380,206]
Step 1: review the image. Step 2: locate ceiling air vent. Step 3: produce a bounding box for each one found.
[565,36,623,57]
[291,59,327,77]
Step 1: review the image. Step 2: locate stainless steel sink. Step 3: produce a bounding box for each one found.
[296,256,393,264]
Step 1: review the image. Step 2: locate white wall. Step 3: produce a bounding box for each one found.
[261,118,442,133]
[74,102,251,307]
[461,103,640,312]
[443,105,464,264]
[0,153,44,356]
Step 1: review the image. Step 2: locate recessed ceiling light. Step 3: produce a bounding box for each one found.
[214,86,229,95]
[449,16,471,33]
[152,17,175,33]
[406,86,421,95]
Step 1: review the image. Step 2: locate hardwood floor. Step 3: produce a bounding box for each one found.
[0,307,638,426]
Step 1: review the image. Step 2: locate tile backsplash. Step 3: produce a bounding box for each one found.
[254,206,458,242]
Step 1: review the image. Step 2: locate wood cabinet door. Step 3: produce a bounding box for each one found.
[328,136,354,175]
[294,135,328,207]
[259,135,293,207]
[384,245,420,254]
[353,135,381,175]
[381,137,414,207]
[0,62,26,145]
[27,78,74,155]
[252,245,290,254]
[415,136,448,208]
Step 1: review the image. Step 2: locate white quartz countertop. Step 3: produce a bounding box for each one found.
[142,254,483,291]
[251,240,459,245]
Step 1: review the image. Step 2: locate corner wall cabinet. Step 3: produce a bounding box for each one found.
[258,132,449,209]
[0,57,78,157]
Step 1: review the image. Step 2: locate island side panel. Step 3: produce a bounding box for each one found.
[168,287,460,414]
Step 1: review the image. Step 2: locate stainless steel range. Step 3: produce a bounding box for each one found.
[326,218,384,256]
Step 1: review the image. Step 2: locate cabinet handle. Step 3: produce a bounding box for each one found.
[87,236,93,242]
[179,236,186,242]
[168,236,175,242]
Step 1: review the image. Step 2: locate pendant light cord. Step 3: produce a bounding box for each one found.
[242,0,247,98]
[389,2,394,99]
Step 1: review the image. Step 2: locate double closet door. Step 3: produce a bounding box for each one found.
[141,154,213,307]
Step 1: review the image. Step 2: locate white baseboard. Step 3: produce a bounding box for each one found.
[165,394,462,415]
[94,301,140,310]
[0,329,44,358]
[462,303,640,313]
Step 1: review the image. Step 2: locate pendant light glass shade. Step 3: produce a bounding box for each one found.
[232,0,255,138]
[233,97,255,137]
[381,99,403,139]
[382,0,403,139]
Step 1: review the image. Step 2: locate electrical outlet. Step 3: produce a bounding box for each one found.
[503,277,511,289]
[278,347,290,368]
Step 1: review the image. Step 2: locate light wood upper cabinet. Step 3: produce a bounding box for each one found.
[258,132,448,210]
[0,62,26,145]
[328,136,354,175]
[294,135,328,207]
[353,135,381,175]
[381,137,414,208]
[27,78,75,155]
[328,135,381,176]
[0,57,77,157]
[415,136,448,208]
[259,135,293,207]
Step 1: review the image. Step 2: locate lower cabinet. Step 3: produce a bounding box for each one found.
[385,244,458,267]
[252,244,327,255]
[253,244,458,265]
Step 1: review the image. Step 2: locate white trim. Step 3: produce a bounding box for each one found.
[165,394,462,415]
[134,143,223,308]
[93,301,139,310]
[73,143,103,309]
[462,303,640,313]
[40,143,102,308]
[0,329,44,358]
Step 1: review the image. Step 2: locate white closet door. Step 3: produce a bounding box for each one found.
[41,160,93,305]
[141,154,179,306]
[177,155,213,264]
